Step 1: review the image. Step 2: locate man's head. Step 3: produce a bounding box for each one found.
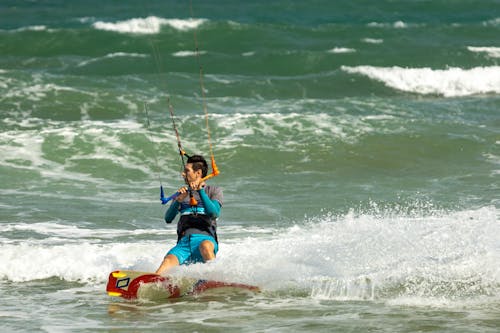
[186,154,208,178]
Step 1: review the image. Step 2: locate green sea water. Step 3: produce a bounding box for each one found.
[1,0,499,332]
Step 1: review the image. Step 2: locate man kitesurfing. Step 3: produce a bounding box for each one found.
[155,154,222,275]
[151,69,221,275]
[105,2,259,299]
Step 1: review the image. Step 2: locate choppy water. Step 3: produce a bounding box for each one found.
[1,0,499,332]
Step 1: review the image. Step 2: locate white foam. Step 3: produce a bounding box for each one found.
[342,65,500,97]
[361,38,383,44]
[0,119,161,186]
[327,47,356,54]
[77,17,95,24]
[172,50,207,57]
[0,129,63,176]
[467,46,500,58]
[77,52,149,67]
[92,16,206,34]
[166,18,207,31]
[199,206,499,304]
[4,81,95,102]
[367,21,412,28]
[483,17,500,26]
[0,222,171,242]
[0,241,164,282]
[395,21,409,28]
[0,221,176,283]
[0,206,498,306]
[8,25,48,32]
[210,106,396,150]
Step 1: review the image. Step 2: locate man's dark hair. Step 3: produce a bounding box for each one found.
[187,154,208,177]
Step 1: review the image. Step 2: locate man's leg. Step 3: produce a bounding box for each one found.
[199,240,215,261]
[155,254,179,275]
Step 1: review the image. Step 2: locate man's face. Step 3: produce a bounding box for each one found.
[183,163,201,182]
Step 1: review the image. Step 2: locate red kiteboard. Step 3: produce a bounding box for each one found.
[106,270,260,300]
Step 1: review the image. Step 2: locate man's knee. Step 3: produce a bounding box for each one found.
[199,240,215,260]
[199,240,214,252]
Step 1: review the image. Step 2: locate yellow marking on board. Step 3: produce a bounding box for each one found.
[112,272,127,278]
[107,291,122,297]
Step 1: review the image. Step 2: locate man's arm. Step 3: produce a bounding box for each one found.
[198,188,221,218]
[164,201,180,223]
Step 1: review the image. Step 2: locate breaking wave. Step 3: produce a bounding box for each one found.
[342,66,500,97]
[1,205,498,307]
[92,16,207,34]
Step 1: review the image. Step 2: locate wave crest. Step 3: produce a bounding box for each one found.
[92,16,207,34]
[468,46,500,58]
[342,65,500,97]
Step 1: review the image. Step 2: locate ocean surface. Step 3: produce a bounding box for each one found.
[1,0,499,332]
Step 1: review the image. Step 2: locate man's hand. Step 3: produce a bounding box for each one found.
[176,186,188,202]
[189,180,206,191]
[175,181,206,202]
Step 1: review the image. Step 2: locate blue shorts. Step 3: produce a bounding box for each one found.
[167,234,218,265]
